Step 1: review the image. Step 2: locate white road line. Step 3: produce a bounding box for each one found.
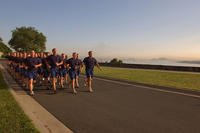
[93,77,200,99]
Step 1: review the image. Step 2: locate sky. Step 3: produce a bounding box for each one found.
[0,0,200,61]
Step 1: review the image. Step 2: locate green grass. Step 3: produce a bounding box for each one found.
[0,71,39,133]
[93,66,200,91]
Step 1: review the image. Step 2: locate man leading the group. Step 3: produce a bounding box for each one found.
[83,51,101,92]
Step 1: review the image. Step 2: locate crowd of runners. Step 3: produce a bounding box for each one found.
[6,48,101,95]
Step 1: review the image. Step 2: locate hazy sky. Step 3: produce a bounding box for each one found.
[0,0,200,60]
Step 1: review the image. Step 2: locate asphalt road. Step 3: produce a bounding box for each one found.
[3,61,200,133]
[31,77,200,133]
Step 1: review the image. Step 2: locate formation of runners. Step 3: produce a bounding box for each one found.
[6,48,101,95]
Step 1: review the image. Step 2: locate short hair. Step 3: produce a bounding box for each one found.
[52,48,56,52]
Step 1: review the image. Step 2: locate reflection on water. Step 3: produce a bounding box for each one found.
[123,60,200,67]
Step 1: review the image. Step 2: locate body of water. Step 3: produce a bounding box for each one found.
[123,60,200,67]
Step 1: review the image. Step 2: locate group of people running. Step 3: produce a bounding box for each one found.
[7,48,101,95]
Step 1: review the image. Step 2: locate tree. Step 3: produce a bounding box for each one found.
[118,59,123,64]
[9,26,46,52]
[110,58,123,65]
[0,37,12,55]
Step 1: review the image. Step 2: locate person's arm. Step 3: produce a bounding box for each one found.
[35,58,42,68]
[56,56,63,66]
[65,59,70,69]
[35,60,42,68]
[96,63,102,71]
[56,60,63,66]
[35,63,42,68]
[95,58,102,70]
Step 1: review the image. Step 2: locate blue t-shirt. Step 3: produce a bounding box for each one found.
[66,58,80,71]
[77,59,82,70]
[83,57,97,70]
[47,55,62,68]
[41,57,49,69]
[60,57,67,69]
[26,57,41,70]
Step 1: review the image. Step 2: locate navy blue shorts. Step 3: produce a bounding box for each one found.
[59,68,68,77]
[50,68,58,78]
[15,67,21,73]
[69,69,77,80]
[85,69,94,78]
[27,70,37,80]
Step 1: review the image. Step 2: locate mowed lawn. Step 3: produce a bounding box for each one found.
[94,66,200,91]
[0,71,39,133]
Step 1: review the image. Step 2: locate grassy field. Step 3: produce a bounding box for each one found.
[0,71,39,133]
[93,66,200,91]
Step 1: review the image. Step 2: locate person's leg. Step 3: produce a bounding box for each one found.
[87,69,94,92]
[69,70,77,94]
[60,77,64,88]
[52,77,56,91]
[84,78,87,87]
[44,70,51,89]
[63,69,68,86]
[72,79,77,93]
[65,73,68,86]
[51,68,57,92]
[75,70,80,88]
[59,69,64,88]
[29,79,34,95]
[75,76,79,88]
[87,76,93,92]
[28,71,34,95]
[84,69,89,87]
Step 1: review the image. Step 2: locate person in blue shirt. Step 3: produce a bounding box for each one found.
[66,52,81,94]
[59,53,68,88]
[83,51,101,92]
[75,53,83,88]
[47,48,63,93]
[26,50,42,95]
[37,52,45,84]
[21,52,28,87]
[41,53,51,85]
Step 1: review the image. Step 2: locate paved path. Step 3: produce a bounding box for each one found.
[2,61,200,133]
[33,75,200,133]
